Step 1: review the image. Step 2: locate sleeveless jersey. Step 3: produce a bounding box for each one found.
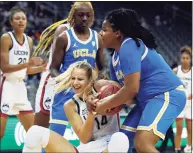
[59,27,98,73]
[72,95,119,141]
[3,32,30,80]
[177,65,192,101]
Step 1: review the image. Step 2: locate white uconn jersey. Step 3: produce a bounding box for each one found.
[4,32,30,80]
[72,95,119,141]
[177,65,192,101]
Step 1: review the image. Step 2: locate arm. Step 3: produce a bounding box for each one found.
[0,34,29,73]
[96,33,105,71]
[64,100,95,144]
[96,41,141,112]
[50,28,68,77]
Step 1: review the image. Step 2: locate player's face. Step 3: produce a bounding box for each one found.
[10,11,27,32]
[71,68,89,94]
[74,4,92,28]
[181,53,191,66]
[100,20,117,48]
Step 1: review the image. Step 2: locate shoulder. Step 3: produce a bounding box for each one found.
[27,36,33,44]
[1,33,12,47]
[173,67,178,73]
[1,33,12,41]
[54,24,69,37]
[64,99,76,111]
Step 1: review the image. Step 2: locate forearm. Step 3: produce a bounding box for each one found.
[79,113,95,143]
[27,66,45,74]
[1,63,29,73]
[102,85,137,109]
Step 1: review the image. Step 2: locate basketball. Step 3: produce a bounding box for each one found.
[99,84,123,115]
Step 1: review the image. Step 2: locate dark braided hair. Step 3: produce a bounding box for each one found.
[105,8,157,49]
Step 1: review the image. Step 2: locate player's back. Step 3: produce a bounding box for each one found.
[137,41,183,102]
[72,95,119,142]
[3,32,30,80]
[59,28,98,73]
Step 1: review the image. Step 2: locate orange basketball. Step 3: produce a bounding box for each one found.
[99,84,123,115]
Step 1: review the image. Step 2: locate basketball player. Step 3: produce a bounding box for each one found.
[49,1,104,137]
[173,46,192,153]
[89,8,186,153]
[23,61,129,153]
[0,6,46,140]
[34,18,70,128]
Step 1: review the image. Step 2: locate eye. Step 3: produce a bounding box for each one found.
[71,77,75,80]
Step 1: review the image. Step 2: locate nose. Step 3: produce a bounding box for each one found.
[73,79,79,86]
[82,15,88,22]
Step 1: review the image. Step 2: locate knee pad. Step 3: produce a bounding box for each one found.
[24,125,50,148]
[108,132,129,152]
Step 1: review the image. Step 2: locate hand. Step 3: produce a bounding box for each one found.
[86,93,101,112]
[28,57,43,66]
[187,94,192,100]
[95,95,114,115]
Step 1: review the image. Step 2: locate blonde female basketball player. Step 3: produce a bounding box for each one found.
[23,61,129,153]
[173,46,192,153]
[0,6,46,140]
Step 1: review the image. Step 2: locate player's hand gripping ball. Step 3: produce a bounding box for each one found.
[99,84,123,115]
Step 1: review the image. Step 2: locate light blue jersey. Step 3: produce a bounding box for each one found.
[59,27,98,73]
[109,38,186,153]
[110,38,183,102]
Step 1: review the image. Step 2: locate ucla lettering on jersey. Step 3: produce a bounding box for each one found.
[72,95,119,141]
[59,28,98,73]
[3,32,30,80]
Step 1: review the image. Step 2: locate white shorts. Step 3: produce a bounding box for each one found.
[177,101,192,120]
[35,71,56,115]
[0,77,33,116]
[77,134,111,152]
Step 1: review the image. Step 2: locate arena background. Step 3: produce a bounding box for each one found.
[0,1,192,152]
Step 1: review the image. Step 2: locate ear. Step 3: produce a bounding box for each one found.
[115,30,121,38]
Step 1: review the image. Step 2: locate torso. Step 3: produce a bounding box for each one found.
[59,27,98,73]
[72,95,119,142]
[3,31,30,80]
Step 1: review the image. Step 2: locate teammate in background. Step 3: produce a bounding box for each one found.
[49,1,104,137]
[88,8,186,153]
[0,6,46,140]
[173,46,192,153]
[23,61,129,153]
[34,15,70,128]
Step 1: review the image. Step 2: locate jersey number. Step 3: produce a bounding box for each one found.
[95,115,108,130]
[18,58,26,64]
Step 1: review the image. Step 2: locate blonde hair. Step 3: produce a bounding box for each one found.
[33,1,94,57]
[68,1,94,27]
[56,61,97,100]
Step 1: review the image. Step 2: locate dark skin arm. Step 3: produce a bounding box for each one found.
[95,72,140,115]
[96,33,104,71]
[49,25,68,77]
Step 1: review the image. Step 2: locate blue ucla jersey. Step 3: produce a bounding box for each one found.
[110,38,183,102]
[59,28,98,73]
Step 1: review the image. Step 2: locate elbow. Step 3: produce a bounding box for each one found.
[79,137,89,144]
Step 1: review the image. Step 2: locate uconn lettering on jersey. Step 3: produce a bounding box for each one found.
[73,49,96,58]
[14,50,29,56]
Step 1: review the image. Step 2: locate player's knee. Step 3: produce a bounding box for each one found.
[108,132,129,152]
[24,125,50,148]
